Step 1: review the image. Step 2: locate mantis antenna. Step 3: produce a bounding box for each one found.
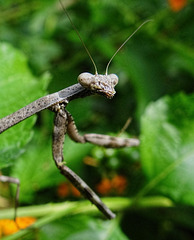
[59,0,98,75]
[105,19,153,75]
[59,0,152,77]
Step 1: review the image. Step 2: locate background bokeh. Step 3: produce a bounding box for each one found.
[0,0,194,239]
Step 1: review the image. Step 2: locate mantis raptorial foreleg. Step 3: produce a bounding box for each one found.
[66,111,140,148]
[52,106,116,219]
[0,175,20,220]
[52,105,139,219]
[52,104,68,164]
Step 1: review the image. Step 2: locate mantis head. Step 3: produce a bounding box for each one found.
[78,72,118,98]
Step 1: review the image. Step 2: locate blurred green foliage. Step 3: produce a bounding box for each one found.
[0,0,194,239]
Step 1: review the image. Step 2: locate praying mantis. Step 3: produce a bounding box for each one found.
[0,1,151,220]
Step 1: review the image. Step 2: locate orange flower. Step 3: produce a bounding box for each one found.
[71,185,81,197]
[0,217,36,236]
[83,156,98,167]
[96,175,128,196]
[96,178,112,195]
[57,182,70,198]
[0,219,19,236]
[168,0,187,12]
[57,182,81,198]
[111,175,127,194]
[15,217,36,229]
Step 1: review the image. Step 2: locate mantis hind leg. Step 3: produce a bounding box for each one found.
[0,175,20,220]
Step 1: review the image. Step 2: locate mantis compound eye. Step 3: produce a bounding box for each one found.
[109,74,118,86]
[77,72,94,89]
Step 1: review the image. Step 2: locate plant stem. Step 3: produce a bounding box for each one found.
[0,196,173,240]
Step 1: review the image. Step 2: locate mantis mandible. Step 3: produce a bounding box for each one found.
[0,1,151,219]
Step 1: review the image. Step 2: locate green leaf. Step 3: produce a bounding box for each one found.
[39,215,129,240]
[0,42,50,168]
[140,92,194,205]
[11,131,92,203]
